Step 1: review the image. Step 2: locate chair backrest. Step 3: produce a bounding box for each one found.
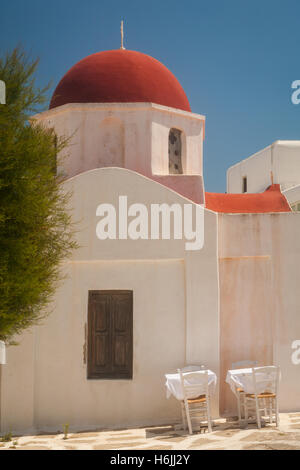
[181,365,206,372]
[252,365,280,396]
[231,360,258,370]
[178,368,209,401]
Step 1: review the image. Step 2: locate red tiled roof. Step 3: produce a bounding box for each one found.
[205,184,291,213]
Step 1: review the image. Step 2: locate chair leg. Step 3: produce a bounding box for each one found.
[240,392,245,420]
[275,398,279,427]
[255,397,261,429]
[269,398,273,424]
[244,401,248,426]
[206,396,212,433]
[263,398,267,418]
[184,400,193,435]
[181,402,187,430]
[237,394,242,425]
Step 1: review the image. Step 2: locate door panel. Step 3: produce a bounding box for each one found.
[88,291,133,379]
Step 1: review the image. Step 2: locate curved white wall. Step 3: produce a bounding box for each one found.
[0,168,219,433]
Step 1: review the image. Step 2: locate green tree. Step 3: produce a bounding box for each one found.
[0,47,77,341]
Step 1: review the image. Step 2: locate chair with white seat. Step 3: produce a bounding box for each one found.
[244,366,280,429]
[231,360,258,424]
[178,368,212,435]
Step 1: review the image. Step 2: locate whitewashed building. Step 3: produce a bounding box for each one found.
[227,140,300,210]
[0,49,300,434]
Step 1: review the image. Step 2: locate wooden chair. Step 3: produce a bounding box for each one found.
[244,366,280,429]
[178,368,212,434]
[231,360,258,424]
[231,360,258,370]
[181,365,206,372]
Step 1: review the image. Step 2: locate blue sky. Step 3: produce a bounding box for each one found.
[1,0,300,192]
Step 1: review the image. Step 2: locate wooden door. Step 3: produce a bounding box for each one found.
[87,290,133,379]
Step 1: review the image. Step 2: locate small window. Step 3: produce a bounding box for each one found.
[242,176,247,193]
[169,128,183,174]
[87,290,133,379]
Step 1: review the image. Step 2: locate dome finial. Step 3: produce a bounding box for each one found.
[120,20,125,50]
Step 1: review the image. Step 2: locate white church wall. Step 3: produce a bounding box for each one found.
[270,212,300,411]
[273,141,300,190]
[0,330,35,433]
[33,103,152,179]
[1,261,186,433]
[31,37,209,193]
[32,103,205,202]
[0,168,219,433]
[283,184,300,208]
[185,209,220,417]
[218,212,300,415]
[227,141,300,194]
[30,103,137,178]
[96,116,125,167]
[227,144,273,194]
[64,167,204,261]
[150,107,204,176]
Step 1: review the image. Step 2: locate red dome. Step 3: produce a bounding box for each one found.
[50,49,191,112]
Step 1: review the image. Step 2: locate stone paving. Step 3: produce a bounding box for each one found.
[0,412,300,450]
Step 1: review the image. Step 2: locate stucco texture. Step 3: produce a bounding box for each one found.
[0,168,219,433]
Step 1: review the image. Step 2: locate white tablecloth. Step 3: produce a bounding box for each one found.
[226,368,280,395]
[165,369,217,401]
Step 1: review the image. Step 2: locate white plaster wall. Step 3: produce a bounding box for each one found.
[227,141,300,194]
[283,184,300,207]
[218,212,300,414]
[33,103,204,179]
[185,209,220,417]
[33,103,151,179]
[151,108,204,175]
[97,116,124,167]
[227,145,273,193]
[0,330,35,433]
[64,168,205,261]
[1,260,186,433]
[0,168,219,433]
[270,213,300,411]
[273,141,300,190]
[39,260,186,430]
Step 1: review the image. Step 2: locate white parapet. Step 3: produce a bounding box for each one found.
[0,340,6,364]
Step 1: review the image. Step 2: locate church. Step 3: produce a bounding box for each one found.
[0,46,299,434]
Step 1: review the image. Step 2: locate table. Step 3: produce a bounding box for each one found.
[165,368,217,401]
[226,367,280,395]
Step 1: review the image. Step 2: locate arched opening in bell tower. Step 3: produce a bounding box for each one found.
[168,128,183,174]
